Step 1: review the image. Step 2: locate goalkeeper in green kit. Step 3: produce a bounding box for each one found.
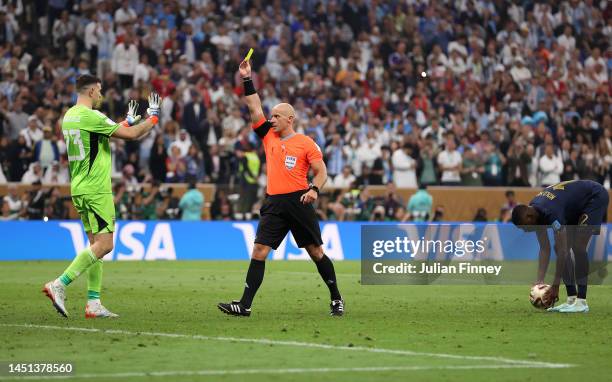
[43,74,161,318]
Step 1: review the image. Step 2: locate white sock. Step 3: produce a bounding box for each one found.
[567,296,576,304]
[88,299,101,305]
[53,279,64,288]
[576,298,587,304]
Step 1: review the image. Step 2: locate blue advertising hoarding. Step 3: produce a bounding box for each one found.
[0,221,609,261]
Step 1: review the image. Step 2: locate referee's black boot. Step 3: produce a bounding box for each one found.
[218,300,251,317]
[330,299,345,316]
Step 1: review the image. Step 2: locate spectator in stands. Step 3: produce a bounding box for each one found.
[21,161,43,184]
[185,144,206,182]
[96,19,115,79]
[392,143,417,188]
[506,140,531,187]
[113,182,129,220]
[140,181,162,220]
[111,33,138,90]
[179,179,204,221]
[149,134,167,182]
[25,181,49,220]
[222,108,245,137]
[114,0,137,35]
[6,135,30,181]
[237,142,260,218]
[577,144,599,182]
[539,143,563,187]
[20,116,43,149]
[129,191,145,220]
[171,129,193,157]
[205,144,229,185]
[34,126,59,170]
[0,98,28,141]
[383,182,404,221]
[2,183,24,219]
[497,206,512,223]
[407,185,433,222]
[561,149,579,181]
[0,136,8,174]
[52,10,76,52]
[509,57,531,83]
[165,145,186,183]
[437,138,462,186]
[370,145,388,185]
[482,143,505,186]
[355,163,377,187]
[122,163,139,185]
[473,208,488,222]
[157,186,180,220]
[417,140,438,186]
[502,190,518,211]
[210,189,233,221]
[356,138,381,175]
[133,54,152,87]
[182,90,207,148]
[332,165,356,189]
[325,134,347,179]
[42,160,68,184]
[355,187,375,221]
[461,148,483,186]
[44,187,68,220]
[0,160,5,183]
[432,206,445,222]
[596,138,612,185]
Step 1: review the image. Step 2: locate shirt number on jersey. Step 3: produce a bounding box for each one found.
[63,129,86,162]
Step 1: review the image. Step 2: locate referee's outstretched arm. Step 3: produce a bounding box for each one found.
[239,59,265,124]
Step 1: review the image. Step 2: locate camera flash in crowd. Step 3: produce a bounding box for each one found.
[421,71,427,78]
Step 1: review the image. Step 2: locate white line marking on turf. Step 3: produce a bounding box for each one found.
[275,271,359,277]
[0,364,572,381]
[0,323,573,370]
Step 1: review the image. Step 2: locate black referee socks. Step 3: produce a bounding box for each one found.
[315,254,342,301]
[240,258,266,309]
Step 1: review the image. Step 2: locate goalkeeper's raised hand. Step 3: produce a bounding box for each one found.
[147,92,161,117]
[126,99,141,126]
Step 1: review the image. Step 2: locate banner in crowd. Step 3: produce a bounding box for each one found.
[0,221,609,261]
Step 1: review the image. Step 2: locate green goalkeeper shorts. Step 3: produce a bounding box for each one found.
[72,194,116,234]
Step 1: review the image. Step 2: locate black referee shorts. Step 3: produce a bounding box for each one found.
[255,189,323,250]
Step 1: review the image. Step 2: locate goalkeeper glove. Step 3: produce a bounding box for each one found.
[146,92,161,117]
[126,99,141,125]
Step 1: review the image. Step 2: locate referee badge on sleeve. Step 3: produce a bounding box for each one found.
[285,155,297,170]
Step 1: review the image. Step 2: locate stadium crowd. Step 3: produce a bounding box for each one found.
[0,0,611,221]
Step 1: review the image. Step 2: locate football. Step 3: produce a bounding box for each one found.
[530,284,552,309]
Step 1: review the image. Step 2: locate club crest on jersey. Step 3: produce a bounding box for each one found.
[285,155,297,170]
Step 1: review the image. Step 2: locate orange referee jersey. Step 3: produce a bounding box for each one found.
[252,118,323,195]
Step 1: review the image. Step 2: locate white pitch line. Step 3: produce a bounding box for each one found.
[0,323,573,369]
[0,364,571,381]
[273,271,359,277]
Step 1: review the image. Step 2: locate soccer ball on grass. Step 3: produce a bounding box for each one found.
[530,284,553,309]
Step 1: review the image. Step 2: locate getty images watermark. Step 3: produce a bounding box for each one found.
[370,235,501,276]
[360,224,610,285]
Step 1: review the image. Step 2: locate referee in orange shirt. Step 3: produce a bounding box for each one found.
[217,59,344,317]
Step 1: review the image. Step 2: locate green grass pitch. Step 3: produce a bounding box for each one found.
[1,261,611,381]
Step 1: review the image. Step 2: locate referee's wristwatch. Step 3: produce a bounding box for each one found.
[308,183,320,195]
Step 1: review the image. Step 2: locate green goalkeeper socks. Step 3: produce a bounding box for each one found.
[59,247,97,286]
[87,260,103,301]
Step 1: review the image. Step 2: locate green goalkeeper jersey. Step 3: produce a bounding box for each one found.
[61,105,121,196]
